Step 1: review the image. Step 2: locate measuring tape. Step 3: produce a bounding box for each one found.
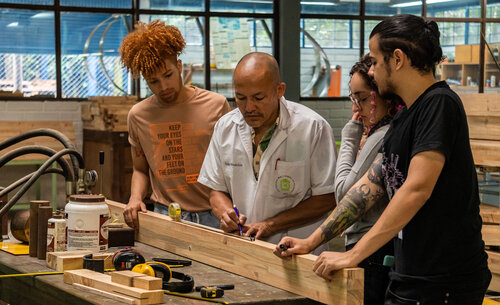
[168,203,181,221]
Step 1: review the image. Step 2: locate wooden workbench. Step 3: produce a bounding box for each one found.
[0,242,321,305]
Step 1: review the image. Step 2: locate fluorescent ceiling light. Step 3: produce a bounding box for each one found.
[7,22,19,27]
[301,1,336,5]
[31,12,52,19]
[342,0,388,2]
[391,0,454,7]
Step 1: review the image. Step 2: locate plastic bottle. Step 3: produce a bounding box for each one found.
[491,75,497,88]
[47,212,66,252]
[65,194,109,252]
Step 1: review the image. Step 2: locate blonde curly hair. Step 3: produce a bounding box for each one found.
[119,20,185,78]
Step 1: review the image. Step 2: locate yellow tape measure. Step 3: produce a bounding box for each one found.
[168,203,181,221]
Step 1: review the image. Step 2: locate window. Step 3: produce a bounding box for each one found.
[60,12,131,98]
[0,0,276,99]
[300,18,360,97]
[0,9,55,97]
[301,0,500,98]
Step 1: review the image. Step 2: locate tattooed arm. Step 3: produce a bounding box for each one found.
[320,153,386,242]
[274,154,385,258]
[312,150,445,280]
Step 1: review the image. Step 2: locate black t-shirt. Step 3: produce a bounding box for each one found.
[382,81,488,283]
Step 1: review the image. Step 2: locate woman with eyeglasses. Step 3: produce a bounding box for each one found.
[335,55,404,305]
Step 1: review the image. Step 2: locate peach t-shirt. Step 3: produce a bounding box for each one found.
[127,86,230,211]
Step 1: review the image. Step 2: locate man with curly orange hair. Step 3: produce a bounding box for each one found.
[120,20,230,229]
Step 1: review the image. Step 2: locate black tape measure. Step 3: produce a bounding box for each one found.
[200,286,224,298]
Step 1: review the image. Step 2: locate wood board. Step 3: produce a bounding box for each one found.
[46,250,114,272]
[459,93,500,168]
[106,200,364,305]
[64,269,164,304]
[483,225,500,246]
[481,204,500,225]
[73,283,139,305]
[471,140,500,168]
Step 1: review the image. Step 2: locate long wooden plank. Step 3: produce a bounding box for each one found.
[64,269,164,304]
[468,115,500,141]
[460,93,500,114]
[73,283,140,305]
[106,200,364,305]
[483,224,500,246]
[471,139,500,168]
[481,204,500,225]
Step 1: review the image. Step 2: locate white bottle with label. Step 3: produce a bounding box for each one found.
[65,194,109,252]
[491,75,497,88]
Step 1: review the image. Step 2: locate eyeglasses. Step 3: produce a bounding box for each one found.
[349,92,372,108]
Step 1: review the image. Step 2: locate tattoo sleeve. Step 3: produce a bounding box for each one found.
[321,154,386,243]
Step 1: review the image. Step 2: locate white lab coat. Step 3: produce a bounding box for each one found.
[198,97,337,248]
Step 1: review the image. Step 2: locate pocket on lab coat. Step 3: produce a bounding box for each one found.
[271,160,306,198]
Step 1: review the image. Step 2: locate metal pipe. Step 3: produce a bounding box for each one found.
[0,145,73,181]
[0,148,84,218]
[0,128,79,178]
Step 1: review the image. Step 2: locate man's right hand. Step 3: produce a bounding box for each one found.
[220,207,247,233]
[273,236,313,260]
[123,199,147,229]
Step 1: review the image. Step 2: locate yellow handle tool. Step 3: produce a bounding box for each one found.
[168,203,181,221]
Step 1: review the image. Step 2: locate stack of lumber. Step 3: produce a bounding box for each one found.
[64,269,164,305]
[0,121,75,161]
[46,250,114,272]
[82,96,137,132]
[461,93,500,292]
[481,204,500,292]
[460,93,500,168]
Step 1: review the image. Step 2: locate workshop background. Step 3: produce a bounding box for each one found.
[0,0,499,253]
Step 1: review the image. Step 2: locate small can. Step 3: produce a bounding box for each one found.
[47,214,66,252]
[491,75,497,88]
[486,80,491,87]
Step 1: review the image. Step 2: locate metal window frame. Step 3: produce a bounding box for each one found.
[300,0,499,100]
[0,0,278,101]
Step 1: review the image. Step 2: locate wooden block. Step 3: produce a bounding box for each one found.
[481,204,500,224]
[73,283,140,305]
[111,270,162,290]
[37,206,53,260]
[111,270,146,287]
[106,200,364,305]
[133,275,163,290]
[483,224,500,246]
[64,269,164,304]
[47,251,114,272]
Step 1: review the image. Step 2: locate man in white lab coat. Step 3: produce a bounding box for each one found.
[198,52,337,248]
